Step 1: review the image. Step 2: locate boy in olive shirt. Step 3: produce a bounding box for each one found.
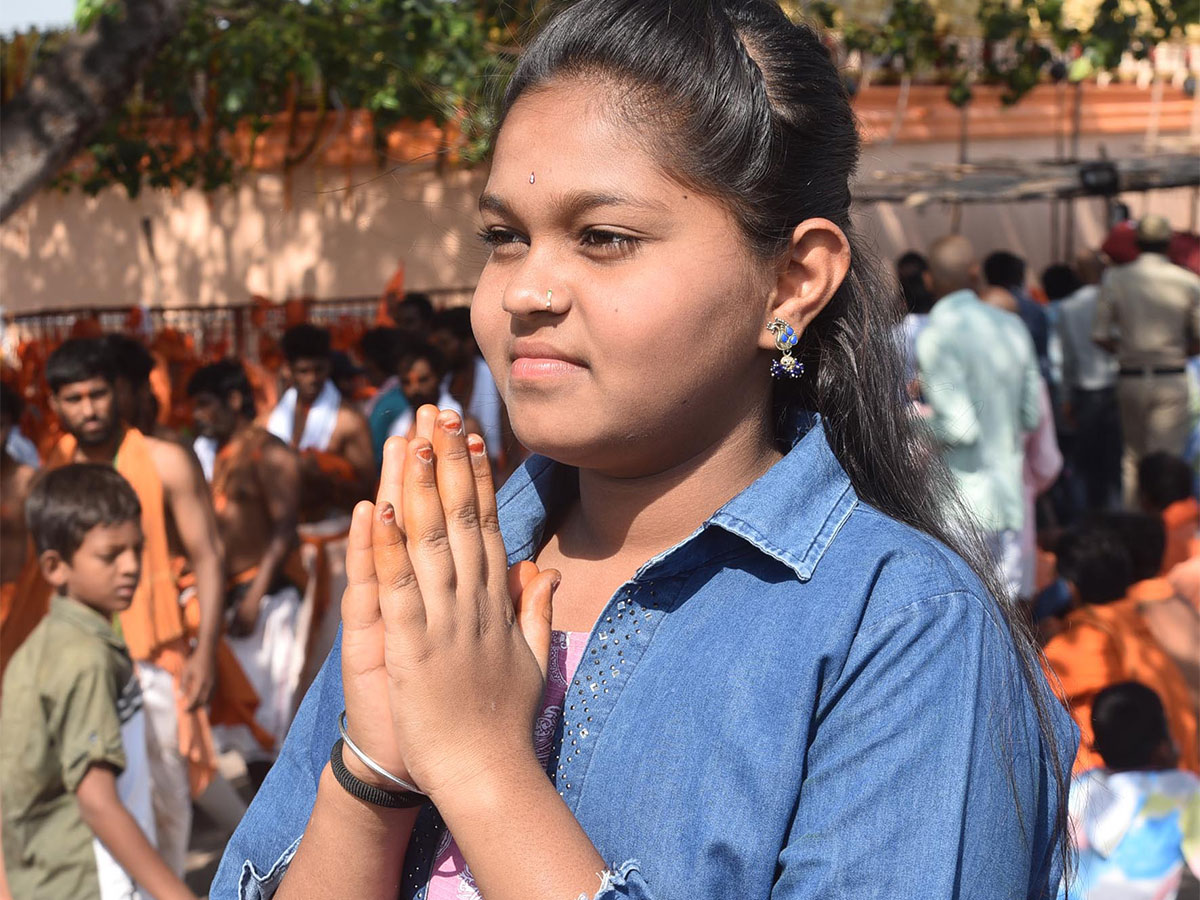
[0,464,196,900]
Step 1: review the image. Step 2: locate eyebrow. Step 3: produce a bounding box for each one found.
[478,189,668,219]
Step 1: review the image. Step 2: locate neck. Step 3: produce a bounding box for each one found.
[72,425,126,463]
[562,413,781,563]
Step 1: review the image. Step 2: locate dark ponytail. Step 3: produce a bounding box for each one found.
[499,0,1072,886]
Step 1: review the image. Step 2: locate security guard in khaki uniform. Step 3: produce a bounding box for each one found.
[1093,214,1200,502]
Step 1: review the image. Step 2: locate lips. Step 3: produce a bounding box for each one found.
[509,340,587,382]
[509,339,586,368]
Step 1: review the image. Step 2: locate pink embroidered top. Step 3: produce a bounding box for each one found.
[426,630,589,900]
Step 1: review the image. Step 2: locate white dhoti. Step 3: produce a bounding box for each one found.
[213,583,304,761]
[93,681,156,900]
[135,660,191,878]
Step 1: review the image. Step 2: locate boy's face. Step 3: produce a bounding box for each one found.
[41,520,144,615]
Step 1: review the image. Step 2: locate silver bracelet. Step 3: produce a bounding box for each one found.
[337,710,426,796]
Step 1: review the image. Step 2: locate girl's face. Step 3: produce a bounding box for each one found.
[472,79,777,476]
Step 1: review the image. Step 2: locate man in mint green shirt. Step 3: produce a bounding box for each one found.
[917,235,1043,600]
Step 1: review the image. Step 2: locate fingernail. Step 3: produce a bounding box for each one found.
[550,571,562,589]
[440,416,463,435]
[415,445,433,463]
[467,435,486,456]
[378,502,395,524]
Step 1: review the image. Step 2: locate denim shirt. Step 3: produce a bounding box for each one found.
[214,416,1077,899]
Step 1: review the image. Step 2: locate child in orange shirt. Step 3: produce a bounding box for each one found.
[1042,523,1198,774]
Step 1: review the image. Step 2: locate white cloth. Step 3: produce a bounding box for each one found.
[213,583,304,762]
[917,290,1043,534]
[387,389,463,440]
[1056,285,1118,391]
[461,356,504,461]
[896,312,929,388]
[5,426,40,468]
[1020,383,1062,599]
[267,380,341,451]
[135,660,191,877]
[983,529,1023,604]
[92,676,156,900]
[193,435,218,483]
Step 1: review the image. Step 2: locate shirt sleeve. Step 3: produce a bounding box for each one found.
[770,590,1076,898]
[1020,338,1044,434]
[47,647,127,793]
[917,327,981,447]
[1025,381,1063,493]
[1091,279,1116,345]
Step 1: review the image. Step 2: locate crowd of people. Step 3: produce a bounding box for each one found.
[0,0,1197,895]
[0,227,1197,899]
[897,215,1200,898]
[0,296,508,898]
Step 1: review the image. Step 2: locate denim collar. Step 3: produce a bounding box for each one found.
[496,412,858,584]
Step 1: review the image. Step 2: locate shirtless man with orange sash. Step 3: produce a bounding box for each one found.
[265,325,374,660]
[10,338,227,878]
[189,360,304,779]
[266,324,374,522]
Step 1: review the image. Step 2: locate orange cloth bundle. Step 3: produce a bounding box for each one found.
[1043,597,1198,774]
[1162,497,1200,574]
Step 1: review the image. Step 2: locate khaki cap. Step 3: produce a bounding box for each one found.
[1137,214,1173,244]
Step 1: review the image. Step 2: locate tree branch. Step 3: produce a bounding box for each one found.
[0,0,190,222]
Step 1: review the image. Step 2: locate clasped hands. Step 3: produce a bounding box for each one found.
[339,404,560,802]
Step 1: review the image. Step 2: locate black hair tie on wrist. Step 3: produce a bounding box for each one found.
[329,738,427,809]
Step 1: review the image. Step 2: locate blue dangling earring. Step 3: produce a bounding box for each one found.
[766,318,804,380]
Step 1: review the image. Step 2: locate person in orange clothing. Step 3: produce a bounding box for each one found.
[188,360,304,783]
[10,338,228,879]
[1042,523,1198,775]
[0,385,37,626]
[1100,512,1199,709]
[1138,452,1200,572]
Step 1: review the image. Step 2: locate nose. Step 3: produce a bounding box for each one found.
[121,550,142,579]
[500,254,568,319]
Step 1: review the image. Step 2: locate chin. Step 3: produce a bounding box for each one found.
[510,412,628,471]
[76,429,116,448]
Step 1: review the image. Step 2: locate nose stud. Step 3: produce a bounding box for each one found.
[545,290,553,311]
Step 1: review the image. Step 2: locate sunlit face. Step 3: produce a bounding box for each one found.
[471,79,775,475]
[42,520,144,615]
[401,358,442,410]
[290,358,330,405]
[51,377,120,447]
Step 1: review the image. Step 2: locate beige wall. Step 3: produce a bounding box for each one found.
[0,164,490,315]
[1,133,1196,317]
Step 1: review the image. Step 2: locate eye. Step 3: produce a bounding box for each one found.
[580,229,639,257]
[477,227,528,255]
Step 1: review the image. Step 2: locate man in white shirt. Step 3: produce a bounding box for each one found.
[917,235,1043,601]
[1045,255,1121,512]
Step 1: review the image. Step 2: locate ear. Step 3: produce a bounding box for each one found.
[38,549,70,591]
[228,391,243,415]
[761,218,851,351]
